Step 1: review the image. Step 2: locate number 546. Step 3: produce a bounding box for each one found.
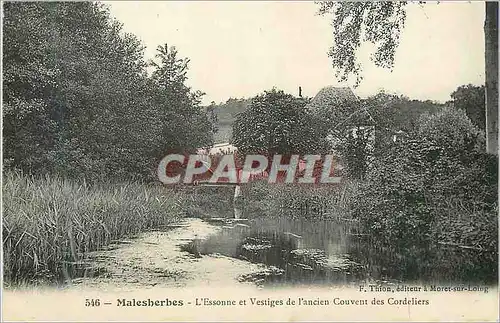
[85,299,101,307]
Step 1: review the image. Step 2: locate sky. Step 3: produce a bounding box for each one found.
[105,1,485,105]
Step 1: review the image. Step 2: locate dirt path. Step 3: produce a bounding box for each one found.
[69,217,265,291]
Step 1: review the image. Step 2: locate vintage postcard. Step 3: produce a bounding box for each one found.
[2,1,499,322]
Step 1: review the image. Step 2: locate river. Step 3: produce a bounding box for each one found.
[180,204,497,288]
[13,202,495,290]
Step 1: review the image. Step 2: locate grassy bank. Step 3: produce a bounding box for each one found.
[2,172,187,285]
[181,186,236,219]
[236,180,359,220]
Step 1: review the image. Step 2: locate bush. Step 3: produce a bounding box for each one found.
[416,107,486,155]
[449,84,485,131]
[350,107,498,251]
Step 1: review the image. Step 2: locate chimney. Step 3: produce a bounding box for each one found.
[298,86,302,98]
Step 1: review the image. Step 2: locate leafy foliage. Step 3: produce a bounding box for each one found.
[448,84,486,131]
[309,89,444,180]
[416,106,486,156]
[148,44,214,156]
[363,93,444,133]
[232,89,329,158]
[351,107,497,251]
[3,2,214,181]
[334,127,374,180]
[316,2,407,85]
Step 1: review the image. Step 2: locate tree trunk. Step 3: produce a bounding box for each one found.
[485,1,498,155]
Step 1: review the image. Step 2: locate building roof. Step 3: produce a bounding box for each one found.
[306,86,378,128]
[306,86,359,113]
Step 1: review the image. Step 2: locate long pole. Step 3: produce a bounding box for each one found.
[485,1,498,155]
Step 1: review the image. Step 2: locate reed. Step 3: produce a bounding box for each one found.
[3,171,185,285]
[240,180,361,220]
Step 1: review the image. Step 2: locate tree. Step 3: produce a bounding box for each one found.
[232,89,328,161]
[351,106,497,249]
[449,84,486,131]
[316,1,498,155]
[148,44,214,156]
[3,2,214,181]
[3,2,153,177]
[306,88,444,179]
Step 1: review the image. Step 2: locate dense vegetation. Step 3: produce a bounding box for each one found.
[3,2,214,182]
[229,85,497,282]
[351,107,497,250]
[3,2,215,284]
[448,84,486,131]
[3,1,497,285]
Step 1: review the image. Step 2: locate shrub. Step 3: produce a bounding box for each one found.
[449,84,485,131]
[350,106,498,251]
[416,107,486,155]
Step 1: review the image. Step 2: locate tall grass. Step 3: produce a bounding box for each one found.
[431,198,498,253]
[240,180,360,220]
[3,171,186,285]
[180,186,236,218]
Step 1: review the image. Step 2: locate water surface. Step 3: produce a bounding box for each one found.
[189,206,497,287]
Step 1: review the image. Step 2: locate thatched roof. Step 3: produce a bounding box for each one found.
[306,86,358,113]
[306,86,377,128]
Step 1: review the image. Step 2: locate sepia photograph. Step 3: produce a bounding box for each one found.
[2,1,499,321]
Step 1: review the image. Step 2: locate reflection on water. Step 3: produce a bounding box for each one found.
[234,206,242,219]
[190,207,497,287]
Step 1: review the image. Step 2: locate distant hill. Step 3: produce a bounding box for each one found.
[207,98,252,143]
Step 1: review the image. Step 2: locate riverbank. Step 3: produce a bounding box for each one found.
[4,172,497,287]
